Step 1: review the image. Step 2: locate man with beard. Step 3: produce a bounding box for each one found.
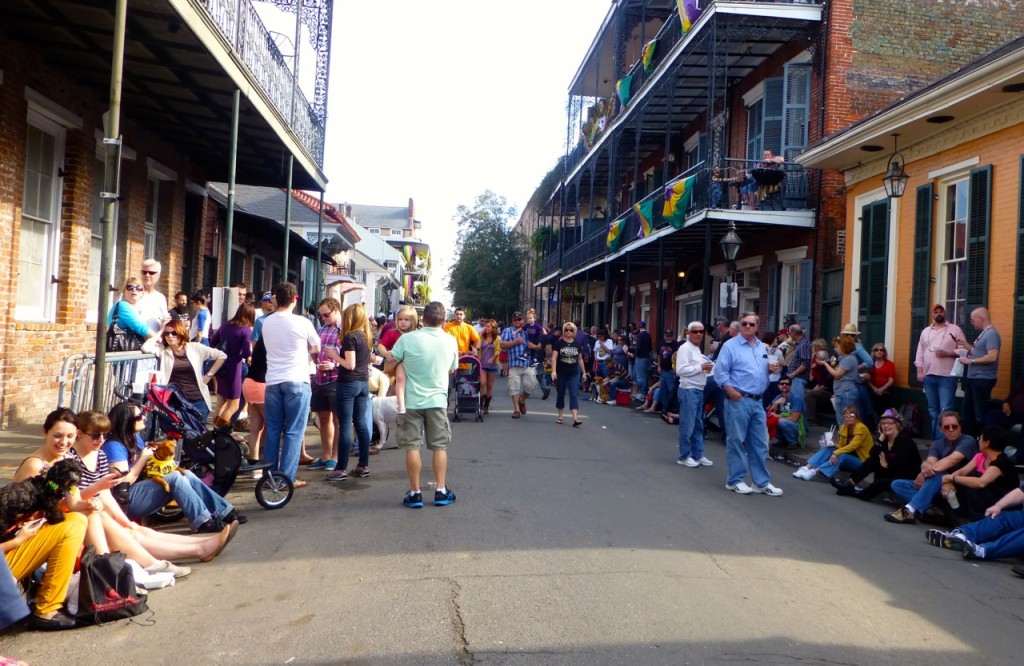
[914,304,965,438]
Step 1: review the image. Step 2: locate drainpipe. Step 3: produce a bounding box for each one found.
[224,89,240,286]
[93,0,127,409]
[316,190,325,296]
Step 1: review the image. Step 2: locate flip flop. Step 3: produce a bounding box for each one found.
[555,418,564,424]
[572,420,582,428]
[293,479,309,488]
[511,411,520,419]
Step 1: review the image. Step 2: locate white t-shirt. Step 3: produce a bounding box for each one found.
[261,311,320,385]
[135,290,168,332]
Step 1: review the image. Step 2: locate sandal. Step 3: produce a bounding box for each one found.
[511,411,521,419]
[293,479,309,488]
[572,420,582,428]
[556,417,564,425]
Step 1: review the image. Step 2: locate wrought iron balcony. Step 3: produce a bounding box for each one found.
[202,0,327,165]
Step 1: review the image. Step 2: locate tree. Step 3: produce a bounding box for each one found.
[447,191,525,321]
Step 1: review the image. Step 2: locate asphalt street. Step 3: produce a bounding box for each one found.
[2,386,1023,665]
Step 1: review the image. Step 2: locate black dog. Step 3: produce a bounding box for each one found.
[0,458,83,541]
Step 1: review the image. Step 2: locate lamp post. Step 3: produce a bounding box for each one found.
[719,221,743,321]
[882,133,909,199]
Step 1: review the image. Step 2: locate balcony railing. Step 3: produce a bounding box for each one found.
[201,0,325,165]
[551,162,809,274]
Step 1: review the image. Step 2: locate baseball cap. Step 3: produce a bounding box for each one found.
[638,321,646,328]
[512,312,523,320]
[260,291,273,302]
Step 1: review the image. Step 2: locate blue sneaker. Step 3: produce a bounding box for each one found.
[324,459,337,471]
[403,491,424,509]
[434,488,457,506]
[306,458,327,470]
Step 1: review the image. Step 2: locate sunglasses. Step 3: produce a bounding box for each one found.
[873,348,886,352]
[125,285,144,292]
[85,432,108,441]
[941,424,960,431]
[740,321,757,328]
[162,331,179,337]
[141,270,159,276]
[778,382,791,387]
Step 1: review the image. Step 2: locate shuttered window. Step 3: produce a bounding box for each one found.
[962,165,992,340]
[858,200,889,349]
[909,184,934,387]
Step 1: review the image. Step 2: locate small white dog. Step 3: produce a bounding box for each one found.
[372,395,399,448]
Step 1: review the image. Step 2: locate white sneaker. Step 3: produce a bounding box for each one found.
[678,456,699,468]
[726,481,753,494]
[697,457,714,467]
[802,468,819,481]
[757,483,784,497]
[793,466,810,478]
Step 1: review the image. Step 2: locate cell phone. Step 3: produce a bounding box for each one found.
[23,518,46,530]
[112,468,129,478]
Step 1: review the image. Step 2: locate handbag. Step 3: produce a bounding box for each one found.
[75,545,149,625]
[950,357,965,377]
[106,305,144,353]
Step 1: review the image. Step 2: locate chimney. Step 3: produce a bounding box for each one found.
[345,205,352,218]
[408,198,415,220]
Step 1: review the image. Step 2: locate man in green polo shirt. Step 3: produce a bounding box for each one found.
[391,301,459,508]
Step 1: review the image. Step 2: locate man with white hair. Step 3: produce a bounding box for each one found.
[135,258,169,333]
[675,321,714,468]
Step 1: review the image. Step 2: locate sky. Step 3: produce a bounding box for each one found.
[317,1,612,303]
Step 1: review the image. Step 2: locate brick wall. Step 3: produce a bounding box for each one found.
[0,38,209,428]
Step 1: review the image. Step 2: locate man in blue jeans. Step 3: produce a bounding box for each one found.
[713,312,783,496]
[926,483,1024,560]
[914,304,965,438]
[675,321,714,467]
[261,282,319,485]
[633,321,652,401]
[960,307,1001,436]
[884,410,977,524]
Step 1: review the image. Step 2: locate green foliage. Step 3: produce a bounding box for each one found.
[529,227,559,257]
[447,191,525,321]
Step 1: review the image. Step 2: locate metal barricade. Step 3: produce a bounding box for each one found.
[56,351,159,414]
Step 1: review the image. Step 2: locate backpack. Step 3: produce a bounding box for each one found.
[899,402,922,438]
[76,546,149,625]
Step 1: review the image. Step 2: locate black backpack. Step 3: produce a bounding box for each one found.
[76,546,149,625]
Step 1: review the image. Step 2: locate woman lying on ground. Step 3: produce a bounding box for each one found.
[102,402,245,533]
[793,405,873,481]
[832,408,921,501]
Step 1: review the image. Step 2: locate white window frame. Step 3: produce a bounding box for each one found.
[145,158,176,262]
[710,255,763,321]
[17,111,66,321]
[775,246,808,323]
[389,228,403,237]
[937,172,971,327]
[86,157,106,323]
[368,228,380,235]
[638,284,651,326]
[674,288,703,337]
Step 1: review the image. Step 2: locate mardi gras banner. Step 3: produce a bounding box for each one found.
[676,0,704,34]
[607,216,626,252]
[663,175,697,229]
[634,199,654,239]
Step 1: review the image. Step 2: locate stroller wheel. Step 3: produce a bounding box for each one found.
[150,502,185,524]
[255,471,294,509]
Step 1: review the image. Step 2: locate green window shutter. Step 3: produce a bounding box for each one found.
[963,165,992,340]
[782,63,811,160]
[909,183,934,387]
[1013,156,1024,382]
[762,77,784,158]
[858,200,889,348]
[797,258,813,332]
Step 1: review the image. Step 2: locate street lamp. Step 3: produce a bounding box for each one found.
[882,133,909,199]
[719,221,743,320]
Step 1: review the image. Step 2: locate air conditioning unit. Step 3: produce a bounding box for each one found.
[735,269,760,289]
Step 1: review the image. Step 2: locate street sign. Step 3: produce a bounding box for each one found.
[720,282,737,308]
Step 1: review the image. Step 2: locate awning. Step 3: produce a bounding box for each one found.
[231,209,335,265]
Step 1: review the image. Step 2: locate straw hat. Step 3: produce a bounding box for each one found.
[841,323,861,336]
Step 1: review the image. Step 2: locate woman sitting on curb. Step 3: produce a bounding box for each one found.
[793,405,873,480]
[832,408,921,501]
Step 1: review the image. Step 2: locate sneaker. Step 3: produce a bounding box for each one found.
[306,458,328,470]
[677,457,699,468]
[324,459,337,471]
[925,528,965,551]
[793,466,810,478]
[725,481,753,494]
[798,467,817,481]
[884,506,917,524]
[146,560,191,579]
[351,465,370,478]
[756,483,784,497]
[434,488,457,506]
[542,388,550,400]
[194,516,225,533]
[326,469,348,482]
[961,540,985,560]
[831,477,856,496]
[697,457,714,467]
[403,491,424,508]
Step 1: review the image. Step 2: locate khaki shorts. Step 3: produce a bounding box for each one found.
[397,408,451,451]
[507,365,539,396]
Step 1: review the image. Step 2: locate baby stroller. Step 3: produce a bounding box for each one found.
[452,354,483,422]
[145,383,293,510]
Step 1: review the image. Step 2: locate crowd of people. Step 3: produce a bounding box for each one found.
[5,259,1024,634]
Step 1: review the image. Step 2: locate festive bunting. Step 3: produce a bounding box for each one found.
[606,216,626,252]
[663,175,697,229]
[677,0,703,34]
[642,39,658,74]
[634,199,655,239]
[616,75,633,108]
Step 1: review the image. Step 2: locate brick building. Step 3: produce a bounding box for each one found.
[0,0,331,428]
[517,0,1024,345]
[799,35,1024,430]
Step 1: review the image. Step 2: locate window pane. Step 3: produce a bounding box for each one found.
[17,218,47,309]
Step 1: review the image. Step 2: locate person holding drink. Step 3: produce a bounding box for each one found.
[712,312,783,496]
[307,297,343,472]
[675,322,714,468]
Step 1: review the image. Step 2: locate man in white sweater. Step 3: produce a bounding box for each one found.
[675,321,714,468]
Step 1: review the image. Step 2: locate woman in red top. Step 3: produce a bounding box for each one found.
[868,342,896,420]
